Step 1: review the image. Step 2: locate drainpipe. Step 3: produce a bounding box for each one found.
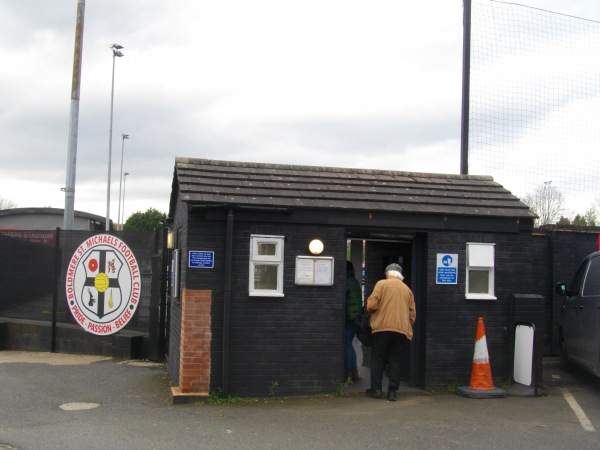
[222,208,234,395]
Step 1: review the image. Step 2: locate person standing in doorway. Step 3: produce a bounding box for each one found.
[366,263,416,401]
[345,261,362,382]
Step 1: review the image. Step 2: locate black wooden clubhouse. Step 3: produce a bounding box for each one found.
[167,157,541,399]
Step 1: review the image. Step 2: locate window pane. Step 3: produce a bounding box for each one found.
[254,265,278,290]
[469,270,489,294]
[258,243,277,256]
[468,244,494,267]
[583,257,600,296]
[570,261,588,295]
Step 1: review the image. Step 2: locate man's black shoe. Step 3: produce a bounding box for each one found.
[366,389,383,399]
[387,390,397,402]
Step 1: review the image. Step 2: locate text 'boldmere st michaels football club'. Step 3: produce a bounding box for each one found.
[84,235,141,280]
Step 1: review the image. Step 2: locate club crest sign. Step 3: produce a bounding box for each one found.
[66,234,141,336]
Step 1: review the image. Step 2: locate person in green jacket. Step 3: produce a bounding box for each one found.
[345,261,362,382]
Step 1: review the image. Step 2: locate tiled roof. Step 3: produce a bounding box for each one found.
[173,158,536,219]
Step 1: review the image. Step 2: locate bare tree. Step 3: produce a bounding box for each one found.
[585,196,600,226]
[0,196,18,210]
[522,181,564,226]
[583,208,598,227]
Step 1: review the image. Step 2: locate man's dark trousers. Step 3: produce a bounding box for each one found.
[370,331,408,392]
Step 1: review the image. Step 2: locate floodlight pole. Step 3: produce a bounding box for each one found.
[117,133,129,229]
[122,172,130,227]
[63,0,86,230]
[460,0,471,175]
[105,43,124,231]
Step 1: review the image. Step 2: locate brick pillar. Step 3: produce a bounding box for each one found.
[171,289,212,402]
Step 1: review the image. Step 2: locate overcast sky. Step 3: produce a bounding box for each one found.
[1,0,599,223]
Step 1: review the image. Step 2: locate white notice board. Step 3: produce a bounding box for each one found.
[295,256,334,286]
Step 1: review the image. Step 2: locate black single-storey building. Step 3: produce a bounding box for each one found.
[167,157,543,400]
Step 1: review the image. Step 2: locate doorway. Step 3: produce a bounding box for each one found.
[347,235,424,390]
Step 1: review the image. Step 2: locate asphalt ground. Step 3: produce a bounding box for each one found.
[1,352,600,450]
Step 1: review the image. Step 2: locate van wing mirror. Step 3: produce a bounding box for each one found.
[555,282,568,296]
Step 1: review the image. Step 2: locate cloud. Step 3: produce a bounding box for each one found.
[0,0,598,222]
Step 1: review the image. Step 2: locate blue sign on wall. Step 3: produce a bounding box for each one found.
[436,253,458,284]
[189,250,214,268]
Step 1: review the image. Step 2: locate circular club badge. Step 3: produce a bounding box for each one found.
[66,234,141,336]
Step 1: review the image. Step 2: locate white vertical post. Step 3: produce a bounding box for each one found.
[122,172,129,228]
[105,44,123,231]
[117,133,129,229]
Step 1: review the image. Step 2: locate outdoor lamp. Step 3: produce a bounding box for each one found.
[308,239,324,255]
[167,229,174,250]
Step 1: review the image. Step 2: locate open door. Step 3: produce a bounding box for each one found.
[350,235,424,387]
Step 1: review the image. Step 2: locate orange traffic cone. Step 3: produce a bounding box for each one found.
[457,317,506,398]
[469,317,495,390]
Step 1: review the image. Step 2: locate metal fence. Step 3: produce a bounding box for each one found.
[0,229,166,359]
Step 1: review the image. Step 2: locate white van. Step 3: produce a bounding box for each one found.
[556,251,600,376]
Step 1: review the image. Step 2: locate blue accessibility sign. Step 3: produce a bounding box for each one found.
[436,253,458,284]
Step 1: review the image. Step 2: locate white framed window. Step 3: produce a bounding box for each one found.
[249,235,285,297]
[465,243,496,300]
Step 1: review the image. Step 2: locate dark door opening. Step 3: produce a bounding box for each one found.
[347,236,423,390]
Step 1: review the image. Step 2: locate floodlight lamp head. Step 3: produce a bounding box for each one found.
[113,50,124,57]
[122,134,129,139]
[111,43,124,50]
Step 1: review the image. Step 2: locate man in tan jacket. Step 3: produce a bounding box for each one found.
[366,263,416,401]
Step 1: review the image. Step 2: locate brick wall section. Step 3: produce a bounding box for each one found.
[186,211,227,392]
[166,195,189,386]
[178,288,212,394]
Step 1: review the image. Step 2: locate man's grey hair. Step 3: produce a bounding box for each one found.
[386,269,404,280]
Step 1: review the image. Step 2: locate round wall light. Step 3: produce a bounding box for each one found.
[308,239,324,255]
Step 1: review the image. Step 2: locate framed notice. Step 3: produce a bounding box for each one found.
[295,256,334,286]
